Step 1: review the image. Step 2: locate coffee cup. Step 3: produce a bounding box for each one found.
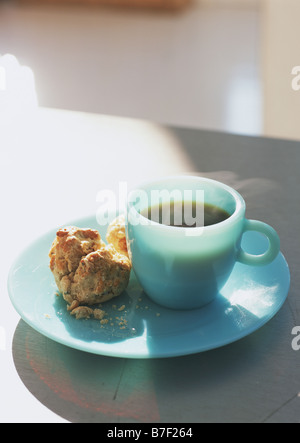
[126,176,280,310]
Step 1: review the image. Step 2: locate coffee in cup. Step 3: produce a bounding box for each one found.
[126,176,280,310]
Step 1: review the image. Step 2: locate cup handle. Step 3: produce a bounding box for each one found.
[237,219,280,266]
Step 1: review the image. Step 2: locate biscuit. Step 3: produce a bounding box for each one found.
[106,215,128,257]
[49,226,105,295]
[69,244,131,306]
[49,226,131,316]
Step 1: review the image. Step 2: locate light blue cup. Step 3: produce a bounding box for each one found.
[126,176,280,310]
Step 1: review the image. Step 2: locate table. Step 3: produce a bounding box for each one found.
[1,107,299,423]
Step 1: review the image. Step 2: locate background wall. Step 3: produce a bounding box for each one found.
[0,0,299,140]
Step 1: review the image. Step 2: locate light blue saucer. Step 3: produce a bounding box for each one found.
[7,214,290,359]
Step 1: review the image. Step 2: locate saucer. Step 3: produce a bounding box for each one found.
[7,214,290,358]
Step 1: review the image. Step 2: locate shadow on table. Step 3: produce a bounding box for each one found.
[12,300,292,423]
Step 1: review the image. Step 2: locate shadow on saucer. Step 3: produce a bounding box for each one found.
[52,288,145,345]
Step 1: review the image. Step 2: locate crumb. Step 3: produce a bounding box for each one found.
[156,313,161,317]
[70,306,94,320]
[93,308,106,320]
[67,300,79,311]
[100,318,109,325]
[118,304,125,311]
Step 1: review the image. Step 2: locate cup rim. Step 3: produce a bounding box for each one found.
[127,175,245,232]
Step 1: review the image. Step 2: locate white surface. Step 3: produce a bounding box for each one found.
[0,106,193,422]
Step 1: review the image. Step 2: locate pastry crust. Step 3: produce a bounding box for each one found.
[106,215,128,257]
